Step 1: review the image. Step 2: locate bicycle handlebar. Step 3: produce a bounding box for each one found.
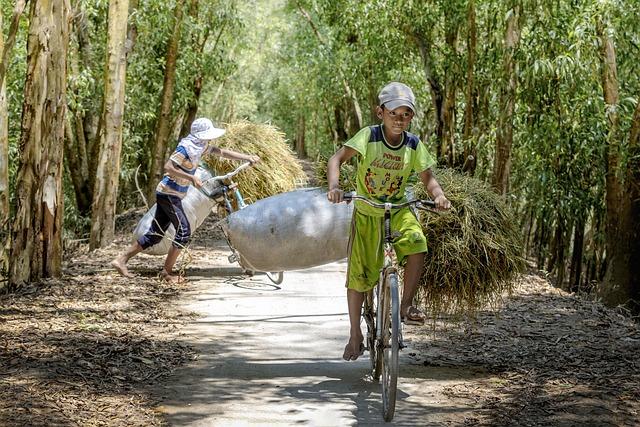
[203,161,251,184]
[343,192,436,210]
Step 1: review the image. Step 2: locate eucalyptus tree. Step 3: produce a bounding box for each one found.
[65,0,108,217]
[595,4,640,310]
[0,0,27,276]
[0,8,7,277]
[9,0,70,287]
[146,0,186,203]
[89,0,130,249]
[461,0,477,174]
[491,2,520,195]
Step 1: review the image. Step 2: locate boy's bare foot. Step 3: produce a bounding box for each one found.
[342,337,364,361]
[111,258,133,278]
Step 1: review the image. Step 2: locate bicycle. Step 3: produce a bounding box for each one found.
[343,192,435,422]
[199,161,284,285]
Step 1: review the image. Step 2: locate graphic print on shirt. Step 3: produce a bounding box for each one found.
[366,151,406,201]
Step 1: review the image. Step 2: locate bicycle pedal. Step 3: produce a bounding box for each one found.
[227,254,238,263]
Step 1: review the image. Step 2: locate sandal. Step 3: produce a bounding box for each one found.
[402,306,426,325]
[160,271,187,284]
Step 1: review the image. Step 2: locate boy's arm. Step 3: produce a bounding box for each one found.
[164,159,203,188]
[418,168,451,210]
[209,146,260,164]
[327,146,358,203]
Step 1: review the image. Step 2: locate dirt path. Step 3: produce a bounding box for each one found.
[155,244,489,426]
[1,214,639,426]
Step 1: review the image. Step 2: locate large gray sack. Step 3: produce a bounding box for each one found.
[221,188,353,272]
[133,167,222,255]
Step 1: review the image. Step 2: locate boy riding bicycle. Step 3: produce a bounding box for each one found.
[327,82,451,361]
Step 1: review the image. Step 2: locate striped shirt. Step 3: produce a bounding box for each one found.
[156,136,215,199]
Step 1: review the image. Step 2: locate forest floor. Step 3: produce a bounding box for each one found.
[1,188,639,425]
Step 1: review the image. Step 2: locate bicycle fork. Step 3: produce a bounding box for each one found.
[380,268,407,351]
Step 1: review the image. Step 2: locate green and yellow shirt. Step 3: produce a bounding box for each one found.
[345,125,436,217]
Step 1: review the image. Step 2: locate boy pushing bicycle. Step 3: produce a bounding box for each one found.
[327,82,451,361]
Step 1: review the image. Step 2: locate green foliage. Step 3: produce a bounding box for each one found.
[2,0,638,294]
[1,0,28,201]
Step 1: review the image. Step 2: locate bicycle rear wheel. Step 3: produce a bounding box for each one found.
[381,271,400,421]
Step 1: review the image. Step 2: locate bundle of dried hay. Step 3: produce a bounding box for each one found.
[313,154,357,191]
[413,169,525,317]
[203,121,307,204]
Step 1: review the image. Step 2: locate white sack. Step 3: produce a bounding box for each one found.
[133,167,222,255]
[221,188,353,271]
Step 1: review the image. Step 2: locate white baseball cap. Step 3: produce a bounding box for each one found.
[190,118,226,140]
[378,82,416,112]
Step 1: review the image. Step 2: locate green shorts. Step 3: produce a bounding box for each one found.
[346,207,427,292]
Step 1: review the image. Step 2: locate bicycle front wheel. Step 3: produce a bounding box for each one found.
[381,271,400,421]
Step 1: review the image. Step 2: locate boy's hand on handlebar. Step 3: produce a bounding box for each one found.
[434,194,451,211]
[327,187,344,203]
[191,175,203,188]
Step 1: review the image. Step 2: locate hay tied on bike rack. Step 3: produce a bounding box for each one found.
[412,168,525,317]
[203,120,307,203]
[313,163,525,317]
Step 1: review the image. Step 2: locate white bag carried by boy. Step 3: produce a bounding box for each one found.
[133,167,223,255]
[221,188,353,272]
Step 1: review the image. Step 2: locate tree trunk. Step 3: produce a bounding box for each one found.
[625,98,640,312]
[65,0,115,216]
[295,113,306,158]
[414,33,444,157]
[180,2,227,138]
[147,0,185,203]
[64,116,91,214]
[553,219,566,288]
[334,104,348,142]
[73,2,100,200]
[0,9,7,278]
[89,0,130,249]
[491,5,520,195]
[178,0,202,139]
[462,0,477,175]
[535,215,549,270]
[9,0,70,288]
[441,13,459,167]
[569,216,585,293]
[65,33,92,214]
[596,18,639,312]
